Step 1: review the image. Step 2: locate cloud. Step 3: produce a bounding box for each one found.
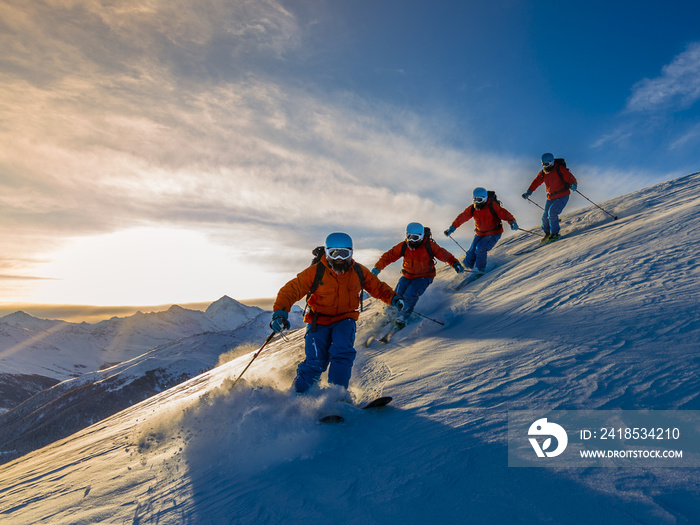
[595,42,700,152]
[669,123,700,150]
[0,1,566,304]
[626,41,700,113]
[1,2,502,238]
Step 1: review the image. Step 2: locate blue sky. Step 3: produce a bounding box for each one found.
[292,0,700,170]
[1,0,699,315]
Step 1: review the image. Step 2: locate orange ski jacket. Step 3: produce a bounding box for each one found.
[374,239,459,279]
[273,255,396,326]
[528,161,578,200]
[451,199,516,237]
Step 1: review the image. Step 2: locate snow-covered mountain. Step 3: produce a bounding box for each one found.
[0,173,698,524]
[0,296,264,411]
[0,297,306,464]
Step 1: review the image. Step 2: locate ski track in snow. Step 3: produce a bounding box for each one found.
[1,173,699,524]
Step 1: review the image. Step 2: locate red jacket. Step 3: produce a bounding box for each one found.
[451,199,516,237]
[273,255,396,326]
[528,161,578,200]
[375,239,458,279]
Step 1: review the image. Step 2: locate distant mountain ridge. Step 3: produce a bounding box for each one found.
[0,296,261,379]
[0,296,271,413]
[0,296,303,464]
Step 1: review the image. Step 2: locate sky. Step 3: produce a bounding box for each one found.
[1,0,699,318]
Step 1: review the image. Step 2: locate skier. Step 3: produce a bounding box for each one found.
[270,232,405,394]
[372,222,464,329]
[522,153,578,243]
[443,188,518,276]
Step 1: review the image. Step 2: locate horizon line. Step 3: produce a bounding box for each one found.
[0,297,277,324]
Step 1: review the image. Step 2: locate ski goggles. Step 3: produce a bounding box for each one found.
[542,160,555,169]
[325,247,353,260]
[473,196,487,204]
[406,233,423,242]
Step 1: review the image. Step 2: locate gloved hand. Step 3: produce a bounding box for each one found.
[570,183,577,192]
[444,225,456,237]
[371,267,381,276]
[392,295,406,311]
[522,190,532,200]
[510,221,519,231]
[270,310,290,333]
[453,261,465,274]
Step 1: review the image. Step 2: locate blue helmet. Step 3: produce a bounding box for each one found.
[406,222,424,240]
[473,187,488,204]
[406,222,425,249]
[325,232,354,272]
[325,232,353,250]
[541,153,555,169]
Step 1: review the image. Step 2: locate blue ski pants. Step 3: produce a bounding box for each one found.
[395,276,433,317]
[464,234,501,272]
[294,318,357,393]
[542,195,569,234]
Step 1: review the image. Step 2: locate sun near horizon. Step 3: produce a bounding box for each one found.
[1,227,284,323]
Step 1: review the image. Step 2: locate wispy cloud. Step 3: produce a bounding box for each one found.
[626,41,700,113]
[594,41,700,153]
[0,1,563,304]
[669,123,700,150]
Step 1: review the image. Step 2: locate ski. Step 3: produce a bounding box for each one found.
[319,396,393,423]
[364,319,398,346]
[453,271,484,291]
[362,396,392,409]
[379,324,403,344]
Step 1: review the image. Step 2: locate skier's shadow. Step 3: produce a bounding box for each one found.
[175,395,672,525]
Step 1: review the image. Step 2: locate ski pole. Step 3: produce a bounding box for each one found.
[525,196,544,210]
[230,331,276,390]
[448,234,468,254]
[519,227,545,237]
[575,190,618,220]
[412,310,445,326]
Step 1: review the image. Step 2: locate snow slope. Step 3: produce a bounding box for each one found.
[0,173,699,524]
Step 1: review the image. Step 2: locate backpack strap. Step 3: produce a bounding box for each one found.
[303,262,326,327]
[307,262,325,300]
[487,200,501,226]
[424,239,435,263]
[353,262,365,313]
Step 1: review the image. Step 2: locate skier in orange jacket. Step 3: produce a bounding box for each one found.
[372,223,464,329]
[522,153,578,243]
[271,232,405,393]
[444,188,518,276]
